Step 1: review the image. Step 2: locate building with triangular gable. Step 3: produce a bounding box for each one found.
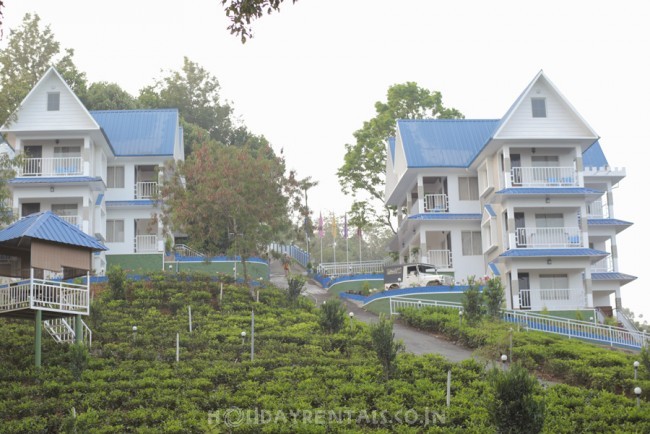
[385,71,635,320]
[0,67,184,274]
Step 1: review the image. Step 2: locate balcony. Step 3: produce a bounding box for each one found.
[135,234,158,253]
[426,249,453,268]
[519,288,586,310]
[19,157,83,177]
[57,215,79,227]
[511,167,578,187]
[587,199,609,219]
[424,194,448,212]
[591,256,613,273]
[0,278,89,315]
[514,227,581,248]
[135,181,158,199]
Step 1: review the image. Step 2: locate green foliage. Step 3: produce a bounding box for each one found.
[221,0,298,43]
[489,363,545,434]
[319,300,347,334]
[483,277,505,319]
[83,81,138,110]
[462,276,483,326]
[369,314,404,380]
[575,310,584,321]
[106,265,127,300]
[286,274,306,304]
[641,347,650,379]
[337,82,463,232]
[68,344,88,381]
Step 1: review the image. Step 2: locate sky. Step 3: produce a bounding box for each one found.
[2,0,649,319]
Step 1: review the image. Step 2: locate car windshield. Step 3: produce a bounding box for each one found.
[418,265,437,273]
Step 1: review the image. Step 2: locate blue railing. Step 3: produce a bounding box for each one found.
[269,243,310,268]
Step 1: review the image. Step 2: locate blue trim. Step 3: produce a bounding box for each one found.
[10,176,103,184]
[488,262,500,276]
[408,213,482,221]
[591,272,637,281]
[496,187,603,195]
[587,218,633,226]
[106,200,159,207]
[95,193,104,206]
[339,285,473,304]
[484,204,496,217]
[499,248,608,258]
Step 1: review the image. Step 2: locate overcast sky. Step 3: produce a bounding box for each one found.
[3,1,649,318]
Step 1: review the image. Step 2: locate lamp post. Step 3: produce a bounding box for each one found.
[634,387,642,408]
[132,326,138,342]
[418,300,422,309]
[634,360,640,381]
[509,328,514,363]
[349,312,354,329]
[240,331,246,345]
[459,309,463,327]
[501,354,508,371]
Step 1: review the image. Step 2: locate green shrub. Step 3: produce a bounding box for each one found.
[319,300,347,334]
[107,265,126,300]
[462,276,483,325]
[370,314,404,380]
[483,276,505,319]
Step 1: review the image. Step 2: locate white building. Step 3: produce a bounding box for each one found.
[385,71,635,314]
[0,67,184,274]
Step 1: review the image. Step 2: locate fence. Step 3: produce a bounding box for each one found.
[389,297,463,315]
[269,243,310,268]
[317,260,386,278]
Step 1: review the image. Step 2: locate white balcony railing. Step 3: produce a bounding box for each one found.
[519,288,586,310]
[20,157,83,177]
[57,215,79,227]
[587,199,609,219]
[317,260,386,278]
[135,235,158,253]
[135,181,158,199]
[591,256,614,273]
[426,249,453,269]
[515,226,581,248]
[424,194,448,212]
[0,278,89,315]
[511,166,578,187]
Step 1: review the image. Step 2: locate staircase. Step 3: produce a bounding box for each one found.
[173,244,206,258]
[43,317,92,347]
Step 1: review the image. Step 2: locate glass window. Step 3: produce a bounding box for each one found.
[107,166,125,188]
[107,220,125,243]
[51,204,77,216]
[531,97,546,117]
[462,231,482,255]
[47,92,60,111]
[54,146,81,156]
[531,155,559,167]
[535,213,563,228]
[459,177,479,200]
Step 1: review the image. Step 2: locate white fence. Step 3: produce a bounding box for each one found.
[389,297,463,315]
[424,194,448,212]
[135,181,158,199]
[519,288,586,310]
[20,157,83,176]
[317,260,385,278]
[511,166,577,187]
[136,235,158,252]
[0,278,89,315]
[426,250,453,269]
[515,226,581,248]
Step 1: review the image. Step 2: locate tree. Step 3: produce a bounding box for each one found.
[483,276,505,319]
[83,82,138,111]
[0,14,87,125]
[369,314,404,380]
[162,142,290,287]
[319,300,347,334]
[337,82,463,233]
[461,276,483,326]
[0,153,17,225]
[138,57,238,154]
[221,0,298,43]
[488,363,545,433]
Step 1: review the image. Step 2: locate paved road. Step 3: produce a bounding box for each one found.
[269,260,474,363]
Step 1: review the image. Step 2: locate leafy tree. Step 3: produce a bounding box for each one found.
[107,265,127,300]
[162,142,290,288]
[337,82,463,233]
[462,276,483,326]
[369,314,404,380]
[488,363,545,434]
[483,276,505,319]
[286,274,306,304]
[221,0,298,42]
[0,153,17,225]
[0,13,87,125]
[319,300,347,333]
[83,82,138,111]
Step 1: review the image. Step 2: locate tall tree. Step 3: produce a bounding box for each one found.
[221,0,298,42]
[337,82,463,233]
[162,141,290,285]
[83,82,138,111]
[0,13,87,125]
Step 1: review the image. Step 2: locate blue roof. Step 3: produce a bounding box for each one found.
[591,272,637,282]
[10,177,103,184]
[496,187,602,195]
[484,204,496,217]
[398,119,499,167]
[90,109,178,156]
[587,218,633,226]
[408,213,482,221]
[583,141,609,168]
[499,248,608,258]
[488,262,500,276]
[0,211,107,250]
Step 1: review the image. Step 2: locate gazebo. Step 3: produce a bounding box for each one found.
[0,211,107,366]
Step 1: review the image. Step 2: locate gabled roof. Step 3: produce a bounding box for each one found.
[0,211,107,251]
[90,109,179,156]
[582,141,609,168]
[397,119,499,168]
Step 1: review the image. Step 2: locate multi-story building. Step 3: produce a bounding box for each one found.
[0,67,184,274]
[385,71,635,314]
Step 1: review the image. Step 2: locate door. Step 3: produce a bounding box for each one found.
[511,154,521,186]
[518,272,531,309]
[23,145,42,175]
[515,212,525,247]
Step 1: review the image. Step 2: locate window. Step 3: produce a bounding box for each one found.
[539,274,569,300]
[531,155,559,167]
[51,204,77,216]
[535,213,563,228]
[531,97,546,118]
[462,231,482,255]
[458,177,479,200]
[47,92,60,111]
[107,166,125,188]
[54,146,81,156]
[107,220,125,243]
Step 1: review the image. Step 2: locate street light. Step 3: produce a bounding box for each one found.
[459,309,463,327]
[240,331,246,345]
[634,386,642,407]
[501,354,508,371]
[132,325,138,342]
[634,361,640,381]
[349,312,354,328]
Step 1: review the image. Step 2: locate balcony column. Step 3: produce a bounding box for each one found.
[419,230,427,263]
[35,310,42,368]
[610,237,619,272]
[575,146,584,186]
[82,196,90,234]
[406,192,412,218]
[397,198,404,226]
[606,186,615,219]
[614,287,622,311]
[503,148,512,189]
[579,204,588,247]
[583,267,593,308]
[506,206,516,249]
[83,137,91,176]
[417,176,424,214]
[510,268,519,310]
